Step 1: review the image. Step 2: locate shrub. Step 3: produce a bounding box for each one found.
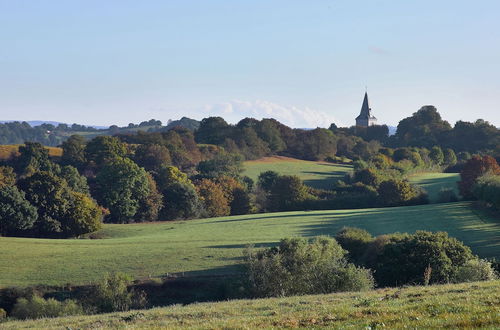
[335,227,374,263]
[437,187,459,203]
[87,273,147,313]
[245,237,373,297]
[473,173,500,210]
[372,231,474,286]
[377,179,425,206]
[452,259,498,283]
[11,295,83,320]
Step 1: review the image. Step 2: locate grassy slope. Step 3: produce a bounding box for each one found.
[409,172,460,202]
[0,145,62,160]
[243,156,352,190]
[3,281,499,329]
[1,202,498,287]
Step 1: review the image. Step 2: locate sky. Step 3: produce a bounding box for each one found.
[1,0,499,128]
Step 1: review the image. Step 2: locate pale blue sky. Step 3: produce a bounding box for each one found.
[1,1,499,127]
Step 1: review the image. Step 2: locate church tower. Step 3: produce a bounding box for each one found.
[355,92,377,127]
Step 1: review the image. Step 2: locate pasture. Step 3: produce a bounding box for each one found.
[243,156,352,189]
[0,144,62,160]
[1,202,498,287]
[409,172,461,202]
[3,280,499,329]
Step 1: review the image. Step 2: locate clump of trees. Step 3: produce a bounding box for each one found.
[335,228,497,286]
[0,143,102,238]
[244,237,373,297]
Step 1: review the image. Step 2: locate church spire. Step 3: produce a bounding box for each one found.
[355,91,377,127]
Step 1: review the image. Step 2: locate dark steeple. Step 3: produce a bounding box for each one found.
[355,92,377,127]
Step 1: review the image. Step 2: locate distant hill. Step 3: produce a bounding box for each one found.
[0,120,108,129]
[0,117,200,146]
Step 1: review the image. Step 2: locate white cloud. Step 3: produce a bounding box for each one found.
[201,100,341,128]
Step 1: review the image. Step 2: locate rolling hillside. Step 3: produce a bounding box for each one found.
[1,202,498,287]
[3,280,499,329]
[244,156,352,190]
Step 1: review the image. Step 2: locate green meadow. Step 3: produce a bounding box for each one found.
[243,156,352,190]
[1,202,498,287]
[3,280,499,329]
[409,172,461,202]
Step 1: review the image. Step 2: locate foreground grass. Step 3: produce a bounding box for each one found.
[409,172,461,203]
[243,156,352,190]
[3,281,499,329]
[1,202,498,287]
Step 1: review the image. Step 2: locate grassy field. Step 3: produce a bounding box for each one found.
[3,280,499,329]
[0,144,62,160]
[243,156,352,190]
[409,172,461,202]
[1,202,498,287]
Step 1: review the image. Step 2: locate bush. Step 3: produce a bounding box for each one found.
[11,295,83,320]
[335,227,374,263]
[244,237,373,297]
[452,259,498,283]
[87,273,146,313]
[473,173,500,210]
[371,231,474,286]
[437,187,459,203]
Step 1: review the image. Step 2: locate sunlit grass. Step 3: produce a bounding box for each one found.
[1,202,498,287]
[2,280,499,329]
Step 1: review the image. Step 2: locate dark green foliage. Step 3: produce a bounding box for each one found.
[197,152,243,178]
[229,187,252,215]
[94,158,153,223]
[335,227,374,263]
[60,135,87,169]
[60,165,89,194]
[395,106,452,148]
[133,144,171,172]
[267,175,311,211]
[473,173,500,210]
[0,186,38,236]
[159,182,203,220]
[355,125,389,142]
[353,168,382,187]
[15,142,56,176]
[429,146,444,166]
[443,148,457,167]
[257,170,280,192]
[195,117,232,145]
[369,231,475,286]
[377,179,426,207]
[85,136,127,166]
[18,171,101,237]
[437,187,459,203]
[245,237,373,297]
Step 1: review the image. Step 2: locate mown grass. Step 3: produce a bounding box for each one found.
[243,156,352,190]
[2,280,499,329]
[1,202,498,287]
[409,172,461,202]
[0,145,62,160]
